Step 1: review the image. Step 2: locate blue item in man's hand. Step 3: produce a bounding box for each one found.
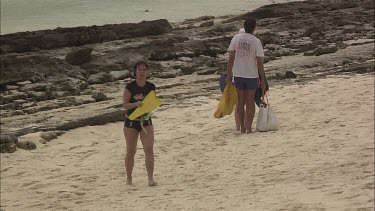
[219,74,233,93]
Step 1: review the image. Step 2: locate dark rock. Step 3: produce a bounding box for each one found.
[60,97,82,107]
[200,20,215,27]
[88,72,114,84]
[16,141,37,150]
[311,32,322,40]
[182,16,215,24]
[303,51,315,56]
[0,54,85,85]
[28,91,48,101]
[181,66,198,75]
[65,47,93,65]
[40,132,58,141]
[257,32,281,45]
[5,85,19,90]
[313,44,338,56]
[149,49,177,61]
[99,64,122,72]
[197,67,219,75]
[1,19,173,54]
[0,134,18,144]
[156,71,181,79]
[265,44,282,51]
[0,143,17,153]
[17,81,32,86]
[39,139,48,144]
[56,77,88,91]
[285,71,297,78]
[91,92,108,102]
[109,70,130,80]
[285,40,317,53]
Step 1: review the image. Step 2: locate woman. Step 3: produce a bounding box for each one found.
[123,61,157,186]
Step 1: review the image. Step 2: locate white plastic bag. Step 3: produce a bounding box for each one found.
[256,97,279,132]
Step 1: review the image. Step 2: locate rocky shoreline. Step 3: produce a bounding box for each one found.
[0,0,374,153]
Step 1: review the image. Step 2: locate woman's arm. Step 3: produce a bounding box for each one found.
[123,88,142,110]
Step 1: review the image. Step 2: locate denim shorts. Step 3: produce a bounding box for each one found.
[234,77,259,90]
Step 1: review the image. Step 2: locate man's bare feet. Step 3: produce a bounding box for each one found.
[126,177,132,185]
[148,180,158,186]
[246,129,252,134]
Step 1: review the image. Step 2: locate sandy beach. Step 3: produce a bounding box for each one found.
[1,73,373,210]
[1,0,374,210]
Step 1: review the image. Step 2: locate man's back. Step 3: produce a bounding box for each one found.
[228,33,264,79]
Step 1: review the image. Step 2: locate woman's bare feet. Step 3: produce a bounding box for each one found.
[126,177,132,185]
[148,180,158,186]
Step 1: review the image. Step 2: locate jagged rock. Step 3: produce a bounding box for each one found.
[311,32,323,40]
[88,72,114,84]
[285,71,297,78]
[17,81,32,86]
[266,48,295,57]
[5,85,19,90]
[182,16,215,24]
[197,67,219,75]
[109,70,130,80]
[157,71,179,79]
[1,19,173,54]
[265,44,282,51]
[0,54,85,85]
[285,40,317,53]
[181,66,198,75]
[40,132,58,141]
[303,51,315,56]
[0,135,18,153]
[257,32,281,45]
[0,134,18,144]
[56,77,88,91]
[91,92,108,102]
[16,141,37,150]
[28,91,49,101]
[60,97,82,107]
[99,64,122,72]
[149,49,177,61]
[313,44,338,56]
[39,139,48,144]
[65,47,93,65]
[200,20,214,27]
[0,143,17,153]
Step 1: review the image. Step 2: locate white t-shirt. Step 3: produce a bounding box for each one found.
[228,33,264,78]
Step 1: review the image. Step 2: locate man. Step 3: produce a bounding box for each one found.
[226,18,266,134]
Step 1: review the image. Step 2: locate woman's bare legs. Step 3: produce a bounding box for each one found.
[123,127,139,185]
[140,125,157,186]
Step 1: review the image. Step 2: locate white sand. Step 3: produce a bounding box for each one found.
[1,74,374,211]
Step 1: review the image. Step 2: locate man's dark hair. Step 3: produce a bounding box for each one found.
[244,18,257,34]
[133,60,148,78]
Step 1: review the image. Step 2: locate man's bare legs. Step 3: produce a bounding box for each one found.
[123,127,139,185]
[245,89,256,134]
[236,89,246,133]
[140,125,157,186]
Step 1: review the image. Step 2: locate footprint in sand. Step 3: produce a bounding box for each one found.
[21,180,39,187]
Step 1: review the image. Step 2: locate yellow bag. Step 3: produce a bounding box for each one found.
[214,82,238,118]
[129,90,161,120]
